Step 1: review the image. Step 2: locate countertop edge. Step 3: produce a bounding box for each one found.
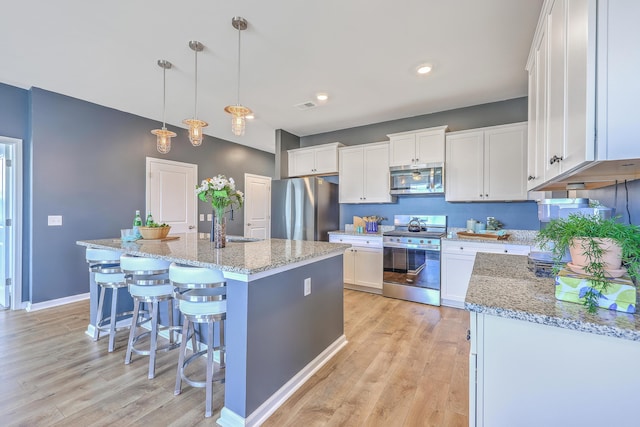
[464,252,640,342]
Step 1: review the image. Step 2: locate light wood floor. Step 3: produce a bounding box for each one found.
[0,290,469,426]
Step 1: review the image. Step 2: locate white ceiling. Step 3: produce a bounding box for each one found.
[0,0,543,154]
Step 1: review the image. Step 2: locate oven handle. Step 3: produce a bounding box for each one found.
[383,242,441,251]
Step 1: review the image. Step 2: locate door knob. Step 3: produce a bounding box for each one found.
[188,225,195,229]
[247,223,252,226]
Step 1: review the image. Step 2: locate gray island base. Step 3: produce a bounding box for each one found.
[77,234,350,426]
[465,252,640,427]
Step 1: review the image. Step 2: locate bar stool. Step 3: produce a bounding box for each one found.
[170,263,226,418]
[121,254,178,379]
[85,248,131,352]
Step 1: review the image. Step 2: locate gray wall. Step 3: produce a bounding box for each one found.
[300,97,540,230]
[5,85,274,304]
[275,129,300,179]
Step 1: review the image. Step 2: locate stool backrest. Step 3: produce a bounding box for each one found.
[86,248,122,273]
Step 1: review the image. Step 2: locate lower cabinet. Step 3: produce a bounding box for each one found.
[329,234,383,293]
[441,240,530,308]
[469,312,640,426]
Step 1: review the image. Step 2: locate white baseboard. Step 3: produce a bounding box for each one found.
[217,334,348,427]
[440,298,465,309]
[26,292,90,312]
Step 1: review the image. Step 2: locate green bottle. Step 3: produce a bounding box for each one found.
[146,212,154,226]
[133,210,142,237]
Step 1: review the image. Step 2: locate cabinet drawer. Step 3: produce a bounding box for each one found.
[329,234,383,249]
[442,240,530,255]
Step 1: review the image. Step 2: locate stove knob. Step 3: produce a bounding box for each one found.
[420,239,424,244]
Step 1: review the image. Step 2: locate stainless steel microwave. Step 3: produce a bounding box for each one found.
[389,163,444,195]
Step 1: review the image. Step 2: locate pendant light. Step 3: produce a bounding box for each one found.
[183,41,208,146]
[224,16,252,136]
[151,59,176,154]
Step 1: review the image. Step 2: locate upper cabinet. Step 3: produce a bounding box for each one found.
[339,142,394,204]
[527,0,640,190]
[387,125,448,167]
[446,123,528,202]
[288,142,344,177]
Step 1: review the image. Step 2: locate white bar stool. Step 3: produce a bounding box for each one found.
[121,254,178,379]
[170,263,226,418]
[85,248,131,352]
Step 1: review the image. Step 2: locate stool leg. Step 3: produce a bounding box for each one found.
[191,323,198,352]
[174,317,190,396]
[148,299,159,379]
[108,287,118,352]
[206,320,214,418]
[168,299,175,344]
[125,297,141,365]
[94,285,106,341]
[219,318,225,368]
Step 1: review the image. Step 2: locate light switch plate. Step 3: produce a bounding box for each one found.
[199,214,205,221]
[48,215,63,226]
[207,214,213,221]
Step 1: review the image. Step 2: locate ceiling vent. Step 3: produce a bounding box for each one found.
[294,101,317,110]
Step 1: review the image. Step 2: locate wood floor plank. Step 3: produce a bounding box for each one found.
[0,290,469,426]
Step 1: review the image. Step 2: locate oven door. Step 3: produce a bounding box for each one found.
[383,246,440,290]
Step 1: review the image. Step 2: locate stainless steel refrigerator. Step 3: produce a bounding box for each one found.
[271,177,339,241]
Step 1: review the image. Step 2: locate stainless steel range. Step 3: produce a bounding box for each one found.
[382,215,447,306]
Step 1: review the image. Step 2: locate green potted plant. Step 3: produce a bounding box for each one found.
[535,214,640,313]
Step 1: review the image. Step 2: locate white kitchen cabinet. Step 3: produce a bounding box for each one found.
[387,125,448,167]
[339,142,394,204]
[469,311,640,426]
[288,142,344,177]
[445,123,528,202]
[441,240,530,308]
[526,0,640,190]
[329,234,383,293]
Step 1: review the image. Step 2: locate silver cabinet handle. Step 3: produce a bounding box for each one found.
[549,155,563,165]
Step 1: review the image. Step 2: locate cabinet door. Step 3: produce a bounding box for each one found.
[343,248,355,285]
[441,251,476,308]
[388,135,416,167]
[313,145,339,174]
[545,0,566,180]
[415,129,445,164]
[445,132,484,201]
[362,143,392,203]
[289,149,316,177]
[339,147,365,203]
[484,124,528,201]
[353,247,383,289]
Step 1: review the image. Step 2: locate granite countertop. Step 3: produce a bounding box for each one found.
[445,227,537,246]
[328,230,385,237]
[77,233,350,276]
[465,252,640,341]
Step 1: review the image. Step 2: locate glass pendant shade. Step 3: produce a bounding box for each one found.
[225,17,251,136]
[152,127,176,154]
[151,59,173,154]
[224,104,252,136]
[183,41,207,147]
[183,118,208,146]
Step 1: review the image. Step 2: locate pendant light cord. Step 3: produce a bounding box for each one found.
[162,66,167,129]
[194,47,199,119]
[236,24,241,106]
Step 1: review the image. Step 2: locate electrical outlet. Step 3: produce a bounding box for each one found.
[48,215,63,226]
[304,278,311,296]
[199,214,205,221]
[207,213,213,221]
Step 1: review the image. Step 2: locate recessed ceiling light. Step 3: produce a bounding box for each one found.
[316,93,329,101]
[416,64,432,75]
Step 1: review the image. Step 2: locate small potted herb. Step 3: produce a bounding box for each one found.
[535,214,640,313]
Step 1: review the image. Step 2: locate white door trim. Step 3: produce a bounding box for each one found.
[0,136,23,310]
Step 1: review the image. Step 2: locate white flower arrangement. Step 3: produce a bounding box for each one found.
[196,174,244,219]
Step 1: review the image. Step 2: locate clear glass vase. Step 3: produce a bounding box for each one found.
[211,211,227,248]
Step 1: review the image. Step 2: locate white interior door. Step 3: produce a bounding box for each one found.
[146,157,197,233]
[244,174,271,239]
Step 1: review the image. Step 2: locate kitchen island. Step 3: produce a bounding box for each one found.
[465,252,640,427]
[77,234,350,427]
